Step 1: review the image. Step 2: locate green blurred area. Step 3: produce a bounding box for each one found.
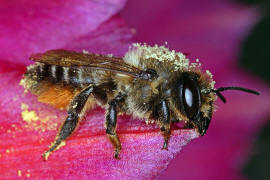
[243,119,270,180]
[237,0,270,180]
[240,15,270,82]
[237,0,270,7]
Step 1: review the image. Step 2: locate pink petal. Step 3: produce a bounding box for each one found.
[65,16,135,57]
[0,0,127,65]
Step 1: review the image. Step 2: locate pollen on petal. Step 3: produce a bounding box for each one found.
[20,103,58,132]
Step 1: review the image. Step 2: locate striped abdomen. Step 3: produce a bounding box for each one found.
[26,63,94,87]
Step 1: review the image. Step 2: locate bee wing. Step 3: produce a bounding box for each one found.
[30,49,142,78]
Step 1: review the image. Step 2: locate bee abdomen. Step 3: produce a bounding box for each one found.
[27,63,94,87]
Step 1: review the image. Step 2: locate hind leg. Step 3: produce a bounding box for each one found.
[43,84,94,160]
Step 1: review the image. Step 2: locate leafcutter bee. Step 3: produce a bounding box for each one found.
[20,43,259,160]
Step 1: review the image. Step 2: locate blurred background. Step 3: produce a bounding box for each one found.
[120,0,270,179]
[235,0,270,179]
[0,0,269,179]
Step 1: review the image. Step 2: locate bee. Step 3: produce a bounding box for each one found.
[20,43,259,160]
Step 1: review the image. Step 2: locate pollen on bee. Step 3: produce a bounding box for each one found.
[72,102,78,109]
[124,43,191,71]
[107,53,113,58]
[55,141,66,150]
[206,70,215,88]
[19,79,29,93]
[43,141,66,161]
[82,49,89,54]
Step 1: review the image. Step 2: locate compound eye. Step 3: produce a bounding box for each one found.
[185,88,193,107]
[177,73,201,119]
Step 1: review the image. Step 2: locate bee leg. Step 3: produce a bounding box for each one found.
[42,85,94,160]
[183,121,194,129]
[159,100,171,150]
[105,94,124,159]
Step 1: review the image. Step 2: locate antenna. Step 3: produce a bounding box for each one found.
[206,86,260,103]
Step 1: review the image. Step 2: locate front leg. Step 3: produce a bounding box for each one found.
[105,94,125,159]
[43,84,94,160]
[159,99,171,150]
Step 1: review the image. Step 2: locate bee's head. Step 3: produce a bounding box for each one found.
[171,72,259,136]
